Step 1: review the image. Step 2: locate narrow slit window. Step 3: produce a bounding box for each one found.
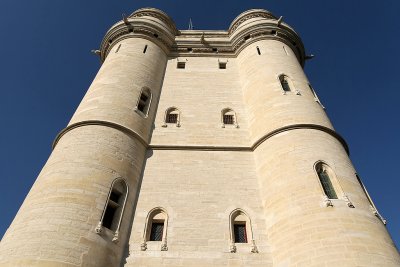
[149,222,164,241]
[143,45,148,54]
[177,62,186,69]
[219,62,227,69]
[257,46,261,55]
[115,44,121,53]
[279,75,291,92]
[317,166,338,199]
[234,223,247,243]
[308,84,317,98]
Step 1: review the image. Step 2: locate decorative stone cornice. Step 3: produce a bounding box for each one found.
[228,9,277,35]
[53,122,349,156]
[97,8,306,66]
[99,8,178,61]
[129,8,178,35]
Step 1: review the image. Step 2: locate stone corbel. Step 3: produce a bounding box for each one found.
[140,241,147,251]
[251,240,259,253]
[370,205,387,225]
[112,230,119,243]
[343,194,355,208]
[161,242,168,251]
[229,243,237,253]
[323,195,333,207]
[95,221,103,234]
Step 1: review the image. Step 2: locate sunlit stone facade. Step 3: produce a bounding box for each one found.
[0,7,399,267]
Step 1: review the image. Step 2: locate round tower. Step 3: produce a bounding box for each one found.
[234,9,400,266]
[0,8,177,267]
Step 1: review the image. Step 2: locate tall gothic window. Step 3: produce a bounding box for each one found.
[316,163,338,199]
[96,178,128,243]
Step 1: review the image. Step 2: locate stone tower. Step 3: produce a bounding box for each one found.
[0,7,399,267]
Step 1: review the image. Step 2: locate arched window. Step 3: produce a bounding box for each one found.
[229,209,258,253]
[162,107,181,127]
[141,207,168,251]
[95,178,128,243]
[136,87,152,116]
[221,108,238,128]
[316,162,338,200]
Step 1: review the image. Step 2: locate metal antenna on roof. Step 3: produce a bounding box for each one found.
[188,18,193,30]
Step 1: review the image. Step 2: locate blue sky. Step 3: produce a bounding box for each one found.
[0,0,399,248]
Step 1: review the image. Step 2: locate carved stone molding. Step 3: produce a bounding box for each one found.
[229,10,277,34]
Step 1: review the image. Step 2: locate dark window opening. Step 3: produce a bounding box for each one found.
[103,205,117,229]
[212,48,218,52]
[149,222,164,241]
[128,28,133,33]
[177,62,186,69]
[257,46,261,55]
[244,35,250,41]
[166,113,178,124]
[137,90,150,114]
[143,45,148,54]
[187,48,193,52]
[271,30,276,35]
[280,76,291,92]
[109,39,113,44]
[153,33,159,38]
[223,114,234,125]
[318,169,338,199]
[103,190,122,230]
[234,223,247,243]
[219,62,227,69]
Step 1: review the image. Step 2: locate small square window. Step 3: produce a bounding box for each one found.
[177,62,186,69]
[234,223,247,243]
[166,113,178,124]
[219,62,227,69]
[149,222,164,241]
[223,114,234,125]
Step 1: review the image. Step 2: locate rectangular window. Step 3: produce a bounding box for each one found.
[219,62,227,69]
[177,62,186,69]
[234,223,247,243]
[166,113,178,123]
[223,114,234,125]
[149,222,164,241]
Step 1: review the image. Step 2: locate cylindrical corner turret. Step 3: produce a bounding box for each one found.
[235,9,400,267]
[0,7,174,267]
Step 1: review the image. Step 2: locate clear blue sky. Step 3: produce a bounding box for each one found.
[0,0,399,248]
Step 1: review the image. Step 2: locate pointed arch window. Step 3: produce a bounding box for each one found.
[316,162,337,199]
[221,108,238,128]
[162,107,181,127]
[229,209,258,253]
[141,207,168,251]
[95,178,128,243]
[136,87,152,117]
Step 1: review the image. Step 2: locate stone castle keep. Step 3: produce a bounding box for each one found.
[0,7,399,267]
